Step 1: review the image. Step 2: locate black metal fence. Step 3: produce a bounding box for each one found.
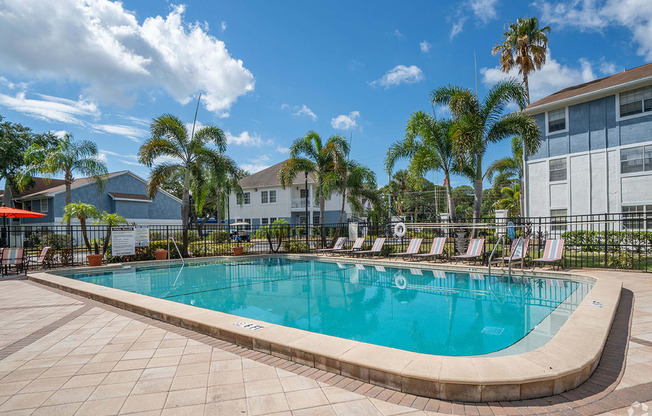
[1,212,650,272]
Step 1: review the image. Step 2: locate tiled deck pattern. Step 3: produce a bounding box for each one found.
[0,268,650,415]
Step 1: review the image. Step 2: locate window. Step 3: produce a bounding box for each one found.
[313,214,320,225]
[548,108,566,133]
[261,218,268,225]
[243,192,250,205]
[261,191,268,204]
[270,217,277,224]
[621,145,652,173]
[619,86,652,118]
[549,158,567,182]
[23,201,31,211]
[41,199,48,213]
[269,190,276,203]
[550,209,567,232]
[300,189,309,199]
[623,205,652,230]
[244,219,251,230]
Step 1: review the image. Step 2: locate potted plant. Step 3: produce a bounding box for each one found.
[87,241,103,266]
[154,247,168,260]
[63,202,102,267]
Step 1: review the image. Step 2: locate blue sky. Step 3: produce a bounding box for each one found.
[0,0,650,188]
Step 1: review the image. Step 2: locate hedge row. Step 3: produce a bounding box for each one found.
[561,230,652,253]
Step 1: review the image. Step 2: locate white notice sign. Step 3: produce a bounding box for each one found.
[134,225,150,247]
[112,226,135,256]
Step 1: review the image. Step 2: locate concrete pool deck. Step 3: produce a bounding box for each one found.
[23,255,622,403]
[0,258,648,414]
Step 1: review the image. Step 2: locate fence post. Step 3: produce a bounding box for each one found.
[604,213,608,267]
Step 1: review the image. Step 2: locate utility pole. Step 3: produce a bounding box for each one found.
[304,171,309,250]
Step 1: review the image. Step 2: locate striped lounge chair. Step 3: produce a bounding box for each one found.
[2,247,25,275]
[491,237,530,269]
[453,238,485,263]
[412,237,447,261]
[353,238,386,257]
[315,237,347,255]
[533,239,565,270]
[334,237,365,255]
[27,246,51,269]
[389,238,422,259]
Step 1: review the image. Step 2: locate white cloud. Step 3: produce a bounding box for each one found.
[450,0,498,39]
[241,155,271,173]
[98,149,142,166]
[276,145,290,154]
[536,0,652,60]
[370,65,424,88]
[420,41,431,53]
[392,29,404,39]
[221,21,227,32]
[91,124,147,142]
[225,131,272,147]
[281,104,317,121]
[481,51,597,102]
[331,111,360,130]
[599,60,618,75]
[51,130,69,139]
[0,1,254,116]
[0,92,99,124]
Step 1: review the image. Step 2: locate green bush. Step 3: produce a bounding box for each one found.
[607,251,634,269]
[104,242,156,263]
[188,242,254,257]
[150,240,186,258]
[208,230,229,243]
[171,230,199,242]
[561,230,652,253]
[150,231,163,241]
[282,241,308,253]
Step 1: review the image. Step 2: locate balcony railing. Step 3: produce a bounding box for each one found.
[291,198,311,209]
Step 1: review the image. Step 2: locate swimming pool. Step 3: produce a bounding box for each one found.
[55,257,591,356]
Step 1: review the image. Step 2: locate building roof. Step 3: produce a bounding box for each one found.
[526,62,652,112]
[238,160,317,188]
[108,192,151,202]
[0,177,66,200]
[15,171,130,200]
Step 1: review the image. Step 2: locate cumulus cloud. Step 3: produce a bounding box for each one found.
[370,65,424,88]
[98,149,142,166]
[241,155,271,173]
[481,52,598,102]
[0,1,254,116]
[281,104,317,121]
[225,131,272,147]
[450,20,465,40]
[91,124,148,142]
[420,41,432,53]
[0,92,99,124]
[535,0,652,60]
[331,111,360,130]
[221,21,227,32]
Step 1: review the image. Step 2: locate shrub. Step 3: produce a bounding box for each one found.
[150,240,186,258]
[104,242,156,263]
[607,251,634,269]
[188,242,254,257]
[282,241,308,253]
[561,230,652,253]
[208,230,229,243]
[171,230,199,242]
[150,231,163,241]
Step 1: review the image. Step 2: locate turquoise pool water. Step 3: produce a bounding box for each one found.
[56,258,591,356]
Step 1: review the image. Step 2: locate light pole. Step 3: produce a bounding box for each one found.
[304,171,309,252]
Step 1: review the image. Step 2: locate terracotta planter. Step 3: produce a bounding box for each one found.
[154,249,168,260]
[232,246,244,256]
[87,254,103,267]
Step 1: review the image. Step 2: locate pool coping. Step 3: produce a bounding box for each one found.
[27,254,622,402]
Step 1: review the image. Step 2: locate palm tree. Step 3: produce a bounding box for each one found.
[25,134,108,225]
[492,17,551,105]
[96,212,127,255]
[278,131,350,246]
[386,112,471,222]
[431,79,541,226]
[486,136,524,213]
[138,114,233,254]
[495,183,520,216]
[62,202,100,253]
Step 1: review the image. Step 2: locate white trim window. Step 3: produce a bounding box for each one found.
[40,198,48,213]
[619,85,652,118]
[621,145,652,173]
[549,158,567,182]
[547,108,567,134]
[261,190,268,204]
[269,190,277,203]
[550,209,567,232]
[243,192,250,205]
[261,218,269,225]
[622,205,652,230]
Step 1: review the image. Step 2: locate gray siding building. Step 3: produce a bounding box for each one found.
[523,63,652,224]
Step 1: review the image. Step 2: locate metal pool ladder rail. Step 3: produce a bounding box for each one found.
[168,237,185,266]
[487,235,503,277]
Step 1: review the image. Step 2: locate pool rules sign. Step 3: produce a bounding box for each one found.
[111,226,136,256]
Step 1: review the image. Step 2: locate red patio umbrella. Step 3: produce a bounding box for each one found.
[0,204,47,247]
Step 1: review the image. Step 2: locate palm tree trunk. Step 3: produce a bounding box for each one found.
[80,218,91,253]
[333,188,347,243]
[3,181,14,207]
[103,227,111,255]
[472,156,483,238]
[65,173,72,227]
[522,74,530,218]
[445,173,457,222]
[319,192,326,248]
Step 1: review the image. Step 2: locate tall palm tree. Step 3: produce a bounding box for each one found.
[495,183,520,216]
[278,131,350,246]
[431,79,541,226]
[25,134,108,225]
[138,114,232,253]
[386,112,472,222]
[492,17,551,105]
[486,136,524,213]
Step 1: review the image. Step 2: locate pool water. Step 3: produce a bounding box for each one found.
[56,258,591,356]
